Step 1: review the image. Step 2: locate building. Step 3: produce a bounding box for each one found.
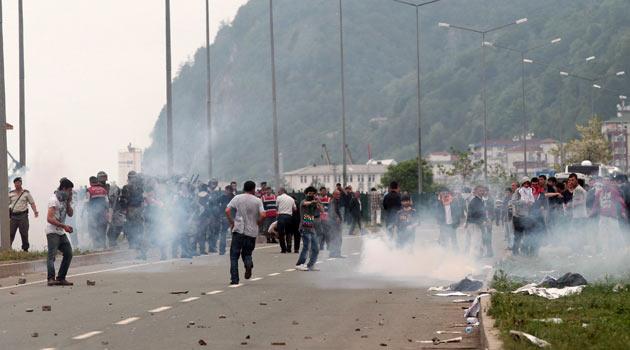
[468,138,560,176]
[602,101,630,172]
[283,159,395,192]
[118,143,143,185]
[427,152,456,183]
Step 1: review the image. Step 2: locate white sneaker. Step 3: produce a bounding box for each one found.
[308,266,320,271]
[296,264,308,271]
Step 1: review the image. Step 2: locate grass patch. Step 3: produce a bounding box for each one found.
[0,249,92,263]
[489,280,630,349]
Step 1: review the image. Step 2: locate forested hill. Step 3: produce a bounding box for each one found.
[143,0,630,181]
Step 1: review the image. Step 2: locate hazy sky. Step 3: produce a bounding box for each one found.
[2,0,248,184]
[1,0,248,249]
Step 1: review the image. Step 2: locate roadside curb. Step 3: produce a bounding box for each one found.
[0,250,135,279]
[479,294,503,350]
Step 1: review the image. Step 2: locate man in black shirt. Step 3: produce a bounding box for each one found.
[383,181,402,237]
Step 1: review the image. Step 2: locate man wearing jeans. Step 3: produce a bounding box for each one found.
[46,178,75,286]
[276,187,296,253]
[296,187,321,271]
[225,181,265,285]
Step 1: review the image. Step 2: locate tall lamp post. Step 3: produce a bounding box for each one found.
[392,0,441,194]
[338,0,347,186]
[269,0,280,191]
[0,0,11,251]
[18,0,25,167]
[165,0,174,176]
[485,36,562,176]
[205,0,213,179]
[439,17,528,183]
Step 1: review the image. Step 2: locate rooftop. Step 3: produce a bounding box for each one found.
[284,163,390,176]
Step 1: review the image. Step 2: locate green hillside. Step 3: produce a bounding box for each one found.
[143,0,630,181]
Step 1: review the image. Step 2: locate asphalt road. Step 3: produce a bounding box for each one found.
[0,232,482,350]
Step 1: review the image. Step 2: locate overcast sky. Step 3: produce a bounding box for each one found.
[1,0,248,249]
[3,0,248,184]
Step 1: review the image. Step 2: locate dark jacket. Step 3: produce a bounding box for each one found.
[466,196,486,225]
[382,191,402,223]
[349,196,362,218]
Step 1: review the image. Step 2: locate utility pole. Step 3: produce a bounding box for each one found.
[165,0,174,176]
[269,0,280,191]
[18,0,25,167]
[0,0,12,251]
[339,0,347,187]
[205,0,212,179]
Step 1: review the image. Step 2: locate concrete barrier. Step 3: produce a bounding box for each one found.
[479,294,504,350]
[0,250,135,279]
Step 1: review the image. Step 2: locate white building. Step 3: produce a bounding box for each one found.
[118,143,143,185]
[283,160,395,192]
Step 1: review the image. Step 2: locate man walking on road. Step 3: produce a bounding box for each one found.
[383,181,402,237]
[225,181,265,285]
[46,178,75,286]
[9,177,38,251]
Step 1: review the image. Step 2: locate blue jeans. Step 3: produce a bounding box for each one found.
[209,220,228,254]
[229,232,256,283]
[296,230,319,268]
[47,233,73,280]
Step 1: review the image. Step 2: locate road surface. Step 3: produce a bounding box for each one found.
[0,233,482,349]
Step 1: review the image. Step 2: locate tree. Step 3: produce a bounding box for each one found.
[563,117,612,165]
[381,158,433,193]
[440,148,484,185]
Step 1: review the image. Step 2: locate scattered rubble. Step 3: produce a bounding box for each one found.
[188,321,196,326]
[18,278,26,284]
[304,336,312,340]
[101,341,109,345]
[259,302,267,306]
[198,339,207,346]
[417,336,462,345]
[241,342,248,345]
[271,342,286,346]
[170,290,189,295]
[42,305,52,312]
[31,332,38,338]
[510,330,550,348]
[25,308,33,312]
[136,291,143,294]
[361,335,368,339]
[219,314,227,319]
[532,318,563,324]
[86,280,96,286]
[291,321,299,325]
[436,331,462,334]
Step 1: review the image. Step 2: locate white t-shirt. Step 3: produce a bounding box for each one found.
[571,185,588,219]
[46,194,68,236]
[227,193,265,238]
[276,193,296,215]
[444,205,453,225]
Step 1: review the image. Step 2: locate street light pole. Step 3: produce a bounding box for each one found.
[205,0,213,179]
[18,0,25,167]
[485,36,562,177]
[339,0,347,187]
[269,0,280,191]
[0,0,12,251]
[439,17,528,183]
[165,0,174,176]
[393,0,441,194]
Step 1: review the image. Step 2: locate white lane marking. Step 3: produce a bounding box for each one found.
[41,348,56,350]
[72,331,103,340]
[228,284,243,288]
[115,317,140,325]
[180,297,200,303]
[0,243,278,291]
[148,306,172,313]
[284,268,296,272]
[267,272,281,276]
[327,258,337,261]
[205,290,223,295]
[315,261,323,264]
[250,277,263,281]
[351,252,360,255]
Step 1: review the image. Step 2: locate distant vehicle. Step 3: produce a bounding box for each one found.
[555,172,588,187]
[565,160,612,178]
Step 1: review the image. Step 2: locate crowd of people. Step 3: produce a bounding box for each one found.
[12,168,629,286]
[433,173,630,258]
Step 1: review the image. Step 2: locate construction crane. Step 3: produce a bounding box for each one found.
[321,144,332,166]
[345,144,354,165]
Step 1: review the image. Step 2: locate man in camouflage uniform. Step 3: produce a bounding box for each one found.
[206,179,224,254]
[121,171,145,258]
[97,171,125,249]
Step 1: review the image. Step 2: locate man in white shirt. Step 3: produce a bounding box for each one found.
[46,178,75,286]
[275,187,296,253]
[225,181,265,285]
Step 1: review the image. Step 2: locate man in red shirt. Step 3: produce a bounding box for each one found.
[261,186,278,243]
[86,176,109,250]
[317,187,331,250]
